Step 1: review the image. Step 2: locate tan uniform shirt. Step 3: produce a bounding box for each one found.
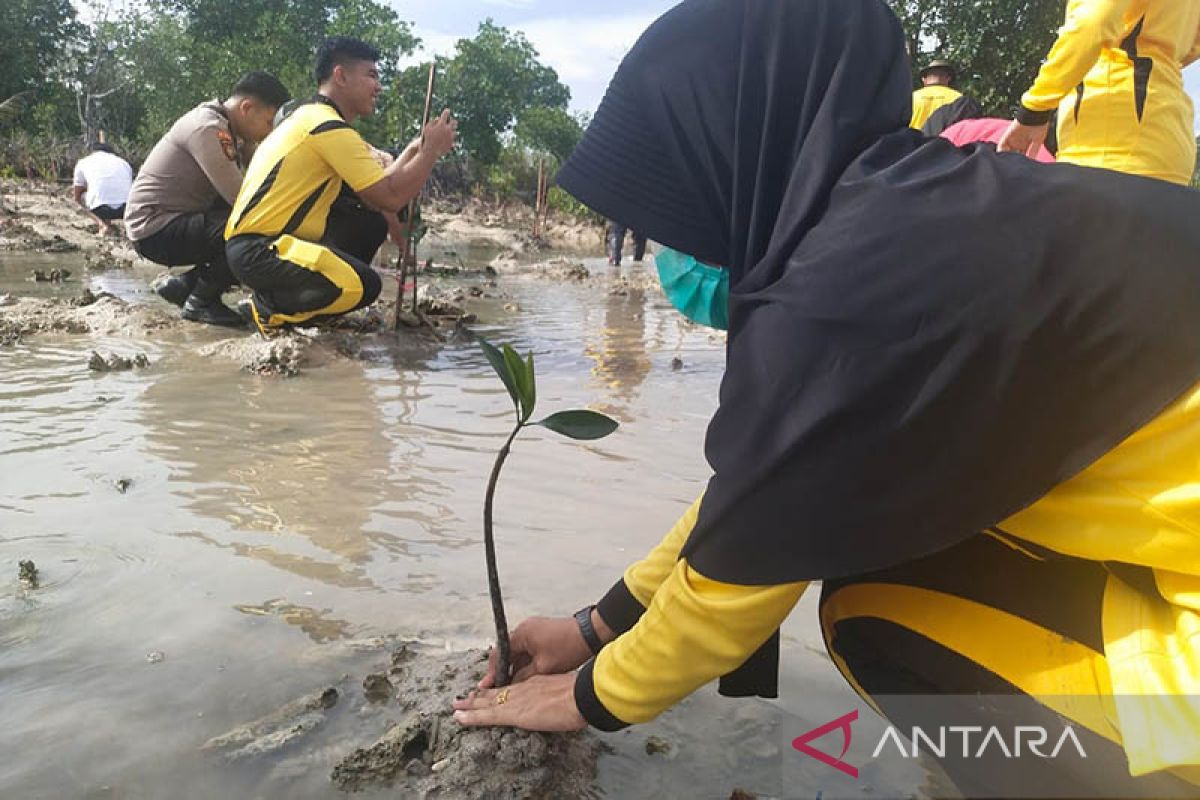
[125,102,244,241]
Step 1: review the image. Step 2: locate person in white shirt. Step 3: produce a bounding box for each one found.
[72,142,134,237]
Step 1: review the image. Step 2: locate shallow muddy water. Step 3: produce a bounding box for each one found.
[0,248,934,799]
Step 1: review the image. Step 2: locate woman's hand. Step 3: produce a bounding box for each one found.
[997,119,1049,159]
[478,616,594,689]
[453,673,586,732]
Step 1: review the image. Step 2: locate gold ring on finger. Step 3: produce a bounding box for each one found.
[495,688,510,705]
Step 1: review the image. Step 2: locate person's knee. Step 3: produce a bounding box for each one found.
[293,281,341,312]
[358,266,382,308]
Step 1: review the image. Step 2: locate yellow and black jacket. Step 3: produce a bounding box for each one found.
[1017,0,1200,184]
[225,96,385,242]
[580,380,1200,776]
[909,84,962,129]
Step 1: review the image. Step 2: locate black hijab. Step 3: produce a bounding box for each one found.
[559,0,1200,585]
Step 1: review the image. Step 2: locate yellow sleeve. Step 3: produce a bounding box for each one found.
[1185,21,1200,67]
[594,495,702,633]
[1020,0,1133,115]
[308,125,387,193]
[577,558,808,728]
[624,495,702,605]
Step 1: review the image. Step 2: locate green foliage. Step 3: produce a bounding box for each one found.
[886,0,1063,115]
[0,0,80,101]
[479,338,618,439]
[440,20,571,167]
[0,1,580,206]
[514,107,583,164]
[546,185,601,224]
[537,410,619,441]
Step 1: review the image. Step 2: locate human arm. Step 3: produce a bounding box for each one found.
[577,561,808,728]
[1016,0,1133,125]
[355,110,456,213]
[1185,19,1200,67]
[185,122,245,206]
[475,495,704,689]
[456,557,808,731]
[72,163,87,207]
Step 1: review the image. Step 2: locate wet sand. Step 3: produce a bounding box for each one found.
[0,185,938,798]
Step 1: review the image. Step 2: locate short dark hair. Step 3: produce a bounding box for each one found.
[315,37,380,84]
[88,141,115,154]
[230,71,291,109]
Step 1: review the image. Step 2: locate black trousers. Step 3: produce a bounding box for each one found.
[324,189,389,266]
[607,222,647,264]
[133,206,234,288]
[226,233,382,329]
[91,203,125,221]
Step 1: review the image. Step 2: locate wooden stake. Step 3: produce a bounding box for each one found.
[393,60,438,332]
[533,160,545,239]
[540,167,552,238]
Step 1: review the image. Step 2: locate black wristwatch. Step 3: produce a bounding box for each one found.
[574,605,605,655]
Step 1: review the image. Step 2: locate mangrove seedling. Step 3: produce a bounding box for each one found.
[479,338,618,687]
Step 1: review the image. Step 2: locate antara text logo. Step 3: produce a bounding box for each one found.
[791,710,1087,778]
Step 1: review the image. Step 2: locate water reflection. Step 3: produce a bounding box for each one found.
[585,279,652,414]
[139,360,391,587]
[232,598,353,643]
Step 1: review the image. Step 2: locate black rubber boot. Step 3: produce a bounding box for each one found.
[153,267,200,307]
[181,280,245,327]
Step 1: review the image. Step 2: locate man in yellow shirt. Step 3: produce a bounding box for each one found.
[225,37,457,332]
[909,59,962,129]
[998,0,1200,184]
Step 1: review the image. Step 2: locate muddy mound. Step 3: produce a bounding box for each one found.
[330,648,602,798]
[0,292,178,344]
[198,329,358,377]
[535,259,590,282]
[0,215,81,253]
[197,647,603,799]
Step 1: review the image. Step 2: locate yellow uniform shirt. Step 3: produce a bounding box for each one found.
[1020,0,1200,184]
[226,98,385,242]
[909,85,962,129]
[590,380,1200,774]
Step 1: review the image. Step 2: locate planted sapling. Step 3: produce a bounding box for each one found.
[478,338,618,687]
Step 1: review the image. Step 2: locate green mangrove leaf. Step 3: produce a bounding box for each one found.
[535,409,619,441]
[501,344,534,422]
[525,352,537,422]
[480,338,520,415]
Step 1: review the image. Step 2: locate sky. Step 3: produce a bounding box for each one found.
[391,0,677,115]
[390,0,1200,129]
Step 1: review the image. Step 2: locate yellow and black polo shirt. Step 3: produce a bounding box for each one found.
[225,96,385,242]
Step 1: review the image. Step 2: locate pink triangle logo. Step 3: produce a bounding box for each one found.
[792,710,859,778]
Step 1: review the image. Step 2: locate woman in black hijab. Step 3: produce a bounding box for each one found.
[453,0,1200,794]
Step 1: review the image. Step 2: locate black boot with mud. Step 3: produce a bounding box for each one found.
[182,279,245,327]
[153,267,200,308]
[236,298,275,336]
